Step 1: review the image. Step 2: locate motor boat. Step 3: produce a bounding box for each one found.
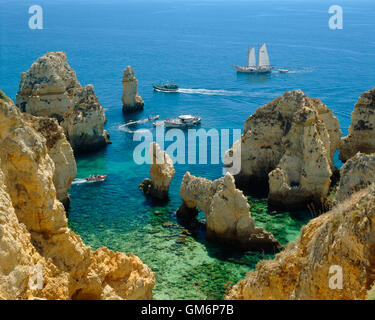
[86,175,107,182]
[278,69,289,73]
[153,115,201,128]
[148,115,160,121]
[153,83,179,93]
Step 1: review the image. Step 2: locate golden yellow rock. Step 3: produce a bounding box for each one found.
[16,52,111,153]
[225,90,341,209]
[226,186,374,300]
[0,91,155,300]
[340,87,375,162]
[122,66,144,112]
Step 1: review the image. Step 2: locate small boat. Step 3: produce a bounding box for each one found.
[153,83,179,93]
[148,115,160,121]
[86,175,107,182]
[234,43,272,74]
[278,69,289,73]
[153,115,201,128]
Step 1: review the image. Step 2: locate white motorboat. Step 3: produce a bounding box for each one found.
[234,43,272,74]
[278,69,289,73]
[153,115,201,128]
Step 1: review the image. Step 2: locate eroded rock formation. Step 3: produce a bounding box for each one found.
[225,90,341,209]
[122,66,144,113]
[22,114,76,210]
[340,87,375,162]
[16,51,110,154]
[177,172,281,251]
[226,186,375,300]
[140,142,175,200]
[0,91,154,300]
[336,152,375,202]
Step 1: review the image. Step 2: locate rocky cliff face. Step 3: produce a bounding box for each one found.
[122,66,144,113]
[16,51,110,154]
[0,91,154,300]
[340,87,375,162]
[225,90,341,209]
[336,152,375,202]
[140,142,175,200]
[177,172,281,251]
[22,114,76,210]
[226,186,375,300]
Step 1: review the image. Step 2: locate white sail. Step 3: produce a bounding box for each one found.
[258,43,270,67]
[247,47,256,67]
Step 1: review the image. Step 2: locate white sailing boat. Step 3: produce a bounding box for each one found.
[234,43,272,74]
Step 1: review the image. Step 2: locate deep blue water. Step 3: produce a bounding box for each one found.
[1,0,375,299]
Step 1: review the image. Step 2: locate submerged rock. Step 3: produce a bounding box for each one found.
[336,152,375,202]
[340,87,375,162]
[140,142,175,200]
[226,185,375,300]
[178,172,281,252]
[225,90,341,210]
[0,91,154,300]
[16,51,111,154]
[122,66,144,113]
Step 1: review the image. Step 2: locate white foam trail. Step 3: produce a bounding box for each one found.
[178,88,244,96]
[118,118,153,134]
[72,178,88,185]
[118,124,151,134]
[284,68,314,74]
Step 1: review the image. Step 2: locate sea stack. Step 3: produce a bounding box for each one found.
[177,172,281,251]
[340,87,375,162]
[225,90,341,210]
[0,90,155,299]
[140,142,175,200]
[122,66,144,113]
[16,51,111,154]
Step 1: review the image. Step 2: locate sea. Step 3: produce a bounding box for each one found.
[0,0,374,299]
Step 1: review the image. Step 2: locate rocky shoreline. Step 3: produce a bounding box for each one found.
[0,91,154,300]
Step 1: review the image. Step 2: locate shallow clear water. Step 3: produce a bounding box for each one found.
[1,0,374,299]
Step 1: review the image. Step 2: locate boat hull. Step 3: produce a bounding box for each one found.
[153,118,201,128]
[234,65,272,74]
[153,85,179,93]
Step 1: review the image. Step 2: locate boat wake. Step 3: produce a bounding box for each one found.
[118,125,151,134]
[118,117,153,134]
[72,178,88,185]
[178,88,244,96]
[284,67,314,74]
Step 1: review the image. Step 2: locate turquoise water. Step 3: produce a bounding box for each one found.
[1,0,375,299]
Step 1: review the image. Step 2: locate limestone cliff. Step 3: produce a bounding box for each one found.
[225,90,341,209]
[140,142,175,200]
[226,186,375,300]
[336,152,375,202]
[22,114,76,210]
[340,87,375,162]
[122,66,144,113]
[0,91,154,300]
[177,172,281,251]
[16,51,110,154]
